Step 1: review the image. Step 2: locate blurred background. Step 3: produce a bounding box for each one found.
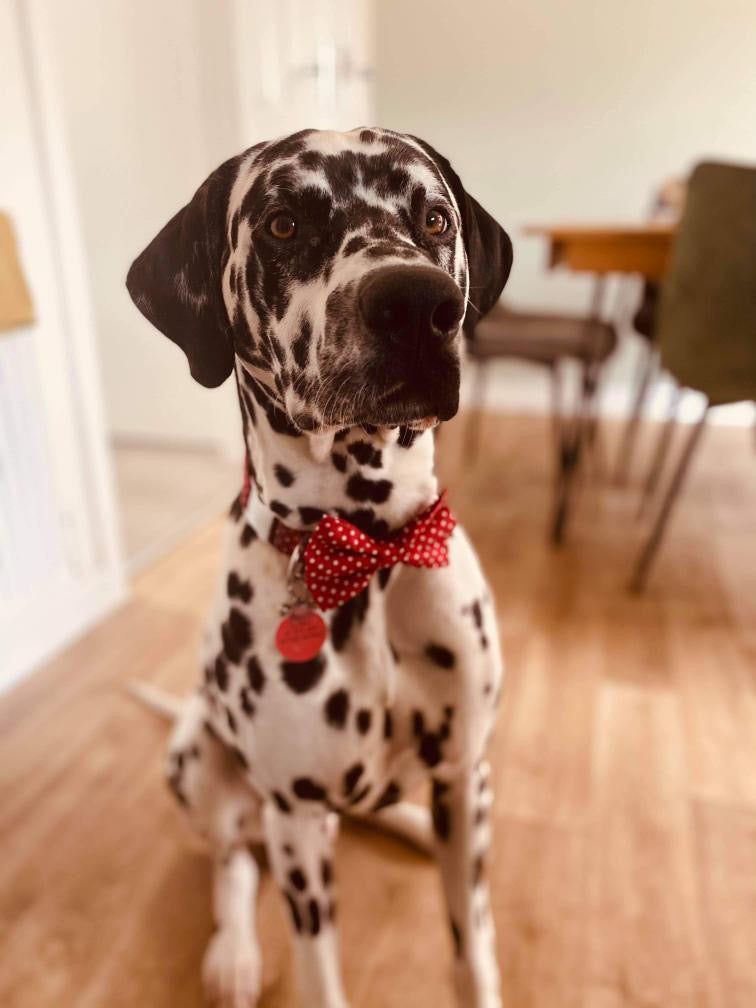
[1,2,755,1006]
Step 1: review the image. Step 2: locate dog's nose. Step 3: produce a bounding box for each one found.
[358,265,465,344]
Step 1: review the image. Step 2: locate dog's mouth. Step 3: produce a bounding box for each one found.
[314,354,461,430]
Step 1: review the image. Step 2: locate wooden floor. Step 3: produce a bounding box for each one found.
[112,441,239,572]
[2,412,755,1008]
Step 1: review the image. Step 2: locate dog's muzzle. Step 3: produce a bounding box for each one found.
[358,265,464,422]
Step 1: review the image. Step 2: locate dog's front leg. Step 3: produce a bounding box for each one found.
[203,847,262,1007]
[432,761,501,1008]
[264,804,349,1008]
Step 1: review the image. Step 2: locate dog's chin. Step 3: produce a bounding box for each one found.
[352,370,460,428]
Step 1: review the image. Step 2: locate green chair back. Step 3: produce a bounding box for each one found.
[659,161,756,405]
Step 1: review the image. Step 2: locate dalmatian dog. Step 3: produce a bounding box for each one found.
[126,127,512,1008]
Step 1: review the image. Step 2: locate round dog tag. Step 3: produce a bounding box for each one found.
[275,606,326,662]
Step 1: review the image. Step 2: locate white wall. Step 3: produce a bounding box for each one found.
[375,0,756,314]
[44,0,245,455]
[1,0,124,687]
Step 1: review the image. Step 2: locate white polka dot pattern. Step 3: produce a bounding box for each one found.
[303,492,456,611]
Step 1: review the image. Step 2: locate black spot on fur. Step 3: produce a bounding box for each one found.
[270,499,291,519]
[343,762,364,796]
[389,641,399,663]
[273,790,292,814]
[397,425,422,448]
[289,867,307,892]
[281,654,325,694]
[336,508,389,540]
[383,709,394,739]
[431,780,451,841]
[293,412,316,431]
[347,441,382,468]
[343,234,368,256]
[246,655,266,694]
[226,708,238,733]
[425,643,456,669]
[240,523,257,547]
[286,893,302,932]
[372,780,401,812]
[346,473,392,504]
[274,463,295,487]
[356,709,373,735]
[214,656,229,692]
[240,687,256,717]
[321,859,333,888]
[167,770,188,808]
[472,853,485,887]
[412,710,425,737]
[308,898,321,936]
[450,917,463,957]
[330,587,369,652]
[227,571,253,603]
[248,376,302,438]
[292,777,327,802]
[324,689,349,728]
[231,745,248,770]
[299,506,326,526]
[222,607,253,664]
[331,451,347,473]
[419,732,443,767]
[348,783,373,806]
[378,567,392,591]
[292,317,311,369]
[229,494,244,522]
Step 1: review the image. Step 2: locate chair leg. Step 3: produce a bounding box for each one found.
[549,362,564,474]
[637,383,683,518]
[550,359,594,544]
[584,360,609,481]
[614,343,658,485]
[464,359,488,464]
[629,402,709,593]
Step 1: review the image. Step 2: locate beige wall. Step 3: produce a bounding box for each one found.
[375,0,756,312]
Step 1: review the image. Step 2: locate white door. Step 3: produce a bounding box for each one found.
[0,0,124,688]
[234,0,375,141]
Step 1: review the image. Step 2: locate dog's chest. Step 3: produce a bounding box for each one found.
[201,555,468,813]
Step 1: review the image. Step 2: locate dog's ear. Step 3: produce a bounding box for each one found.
[126,153,244,388]
[413,139,513,334]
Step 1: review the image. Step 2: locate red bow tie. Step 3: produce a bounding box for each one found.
[303,493,456,610]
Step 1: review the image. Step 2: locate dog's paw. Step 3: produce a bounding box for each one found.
[453,958,502,1008]
[203,928,262,1008]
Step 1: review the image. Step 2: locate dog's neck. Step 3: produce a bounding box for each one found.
[235,366,438,540]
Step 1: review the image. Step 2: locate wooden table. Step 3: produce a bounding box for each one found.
[521,222,677,542]
[524,222,676,283]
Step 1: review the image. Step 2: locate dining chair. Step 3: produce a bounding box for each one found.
[630,161,756,590]
[464,301,617,542]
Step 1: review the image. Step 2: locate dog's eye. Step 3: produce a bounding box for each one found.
[424,209,449,236]
[268,213,297,240]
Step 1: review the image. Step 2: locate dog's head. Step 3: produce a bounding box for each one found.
[127,128,512,431]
